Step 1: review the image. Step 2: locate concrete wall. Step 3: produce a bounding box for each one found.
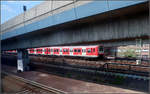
[2,13,149,50]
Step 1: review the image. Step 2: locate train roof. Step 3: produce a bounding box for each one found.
[35,45,102,49]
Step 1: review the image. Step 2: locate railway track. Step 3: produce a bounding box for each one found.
[30,56,150,73]
[31,62,150,80]
[1,54,149,92]
[3,53,150,65]
[2,54,150,73]
[2,71,66,94]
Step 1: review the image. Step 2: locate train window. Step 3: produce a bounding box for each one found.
[93,48,95,52]
[66,49,69,52]
[57,49,59,52]
[60,49,62,52]
[74,49,77,52]
[48,49,50,52]
[99,46,103,51]
[78,49,81,52]
[51,49,53,52]
[87,49,91,53]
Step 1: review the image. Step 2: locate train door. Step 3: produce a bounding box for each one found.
[51,48,53,55]
[91,47,97,56]
[60,48,62,55]
[42,48,45,55]
[47,48,51,55]
[82,47,86,56]
[70,47,73,56]
[44,48,51,55]
[86,48,92,56]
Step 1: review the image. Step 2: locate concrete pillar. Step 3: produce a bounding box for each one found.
[17,49,29,72]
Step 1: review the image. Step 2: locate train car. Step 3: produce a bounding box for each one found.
[28,45,104,58]
[5,50,17,53]
[5,45,104,58]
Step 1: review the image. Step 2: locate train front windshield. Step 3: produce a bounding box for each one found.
[99,46,104,53]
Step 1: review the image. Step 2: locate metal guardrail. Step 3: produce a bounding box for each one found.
[32,62,150,80]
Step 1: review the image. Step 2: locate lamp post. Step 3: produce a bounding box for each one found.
[23,5,27,12]
[136,39,142,65]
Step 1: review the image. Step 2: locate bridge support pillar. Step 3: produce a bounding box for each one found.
[17,49,29,72]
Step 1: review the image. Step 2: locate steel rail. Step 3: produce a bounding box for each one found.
[32,62,150,80]
[2,71,67,94]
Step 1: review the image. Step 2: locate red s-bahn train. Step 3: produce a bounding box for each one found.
[5,45,104,58]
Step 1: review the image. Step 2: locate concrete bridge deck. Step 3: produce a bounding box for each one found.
[1,0,149,50]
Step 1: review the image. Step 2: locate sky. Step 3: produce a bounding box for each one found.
[1,1,44,24]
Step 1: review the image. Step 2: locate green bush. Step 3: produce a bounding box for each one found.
[124,49,137,58]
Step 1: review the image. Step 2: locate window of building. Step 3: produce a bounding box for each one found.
[142,55,148,59]
[142,49,149,52]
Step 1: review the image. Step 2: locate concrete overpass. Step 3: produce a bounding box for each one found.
[1,0,149,50]
[1,0,149,71]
